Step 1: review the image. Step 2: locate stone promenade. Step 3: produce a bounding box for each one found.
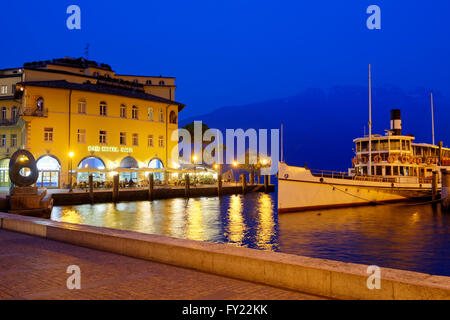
[0,230,324,300]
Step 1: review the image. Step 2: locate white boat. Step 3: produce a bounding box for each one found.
[278,109,450,213]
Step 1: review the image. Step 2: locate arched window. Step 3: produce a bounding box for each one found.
[99,101,107,116]
[36,155,61,188]
[133,79,139,84]
[159,109,164,122]
[120,104,127,118]
[147,107,154,121]
[159,80,165,85]
[146,80,152,85]
[77,156,106,183]
[120,156,138,168]
[169,110,177,124]
[36,97,44,111]
[149,158,164,181]
[132,106,139,119]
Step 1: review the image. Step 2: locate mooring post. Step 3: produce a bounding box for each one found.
[217,173,222,196]
[264,174,269,193]
[249,171,254,185]
[241,174,247,194]
[113,174,119,203]
[185,174,190,198]
[89,174,94,204]
[441,169,450,211]
[432,170,438,202]
[148,173,154,201]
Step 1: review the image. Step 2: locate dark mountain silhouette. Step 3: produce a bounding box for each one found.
[180,86,450,172]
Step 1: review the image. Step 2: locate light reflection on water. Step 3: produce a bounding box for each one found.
[52,193,279,252]
[52,193,450,276]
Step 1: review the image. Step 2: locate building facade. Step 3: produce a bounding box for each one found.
[0,57,184,188]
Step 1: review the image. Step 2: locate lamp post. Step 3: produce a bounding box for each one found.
[233,160,238,186]
[68,151,74,192]
[192,155,198,184]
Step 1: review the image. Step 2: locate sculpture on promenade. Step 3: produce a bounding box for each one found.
[9,150,39,187]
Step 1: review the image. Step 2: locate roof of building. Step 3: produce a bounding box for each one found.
[19,80,185,111]
[24,57,113,71]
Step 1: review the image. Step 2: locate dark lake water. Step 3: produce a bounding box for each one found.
[52,192,450,277]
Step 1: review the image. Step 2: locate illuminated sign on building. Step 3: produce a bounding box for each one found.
[88,146,133,153]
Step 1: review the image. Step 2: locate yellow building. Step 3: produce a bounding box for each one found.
[0,57,185,188]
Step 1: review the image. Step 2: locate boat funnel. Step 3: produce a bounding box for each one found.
[390,109,402,136]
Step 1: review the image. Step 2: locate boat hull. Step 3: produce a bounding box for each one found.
[278,163,435,213]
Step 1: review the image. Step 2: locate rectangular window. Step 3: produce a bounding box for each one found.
[148,134,153,147]
[386,166,392,176]
[10,134,17,147]
[99,130,107,145]
[132,133,138,146]
[120,105,127,118]
[44,128,53,142]
[132,106,139,120]
[120,132,127,146]
[376,166,382,176]
[100,102,107,116]
[77,129,86,144]
[158,135,164,148]
[393,166,399,176]
[1,134,6,147]
[78,101,86,114]
[0,86,7,94]
[11,85,16,95]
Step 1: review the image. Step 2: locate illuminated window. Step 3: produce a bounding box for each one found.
[1,107,6,120]
[159,80,165,85]
[99,130,107,145]
[159,109,164,122]
[120,104,127,118]
[132,133,138,146]
[0,135,6,147]
[0,86,7,94]
[99,101,107,116]
[146,80,152,85]
[120,132,127,146]
[148,134,153,147]
[158,135,164,148]
[44,128,53,142]
[36,97,44,111]
[77,129,86,144]
[132,106,139,120]
[78,99,86,114]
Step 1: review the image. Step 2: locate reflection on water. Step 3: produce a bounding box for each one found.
[52,193,450,276]
[52,193,279,252]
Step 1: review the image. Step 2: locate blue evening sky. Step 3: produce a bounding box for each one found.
[1,0,449,118]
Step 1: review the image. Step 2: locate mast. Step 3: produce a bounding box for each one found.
[281,123,284,163]
[368,64,372,176]
[431,92,435,145]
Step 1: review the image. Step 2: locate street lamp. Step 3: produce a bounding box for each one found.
[68,151,74,192]
[232,161,238,185]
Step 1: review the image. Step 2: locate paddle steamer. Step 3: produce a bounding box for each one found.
[278,108,450,213]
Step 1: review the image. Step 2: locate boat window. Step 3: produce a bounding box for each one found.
[355,143,361,152]
[372,141,379,151]
[393,166,399,176]
[400,167,405,176]
[391,139,400,150]
[361,141,368,152]
[376,166,382,176]
[379,140,388,150]
[386,166,392,176]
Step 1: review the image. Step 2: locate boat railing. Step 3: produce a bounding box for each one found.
[310,169,397,183]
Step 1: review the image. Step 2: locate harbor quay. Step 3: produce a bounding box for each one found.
[1,212,449,300]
